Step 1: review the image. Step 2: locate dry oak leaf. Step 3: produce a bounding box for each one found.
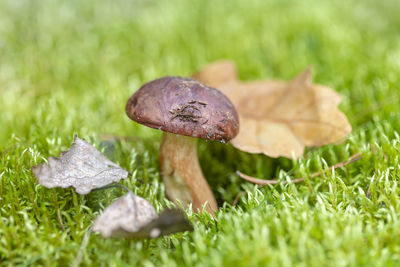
[32,135,129,194]
[92,192,193,238]
[193,60,352,158]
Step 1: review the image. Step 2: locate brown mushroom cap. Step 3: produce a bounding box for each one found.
[126,77,239,142]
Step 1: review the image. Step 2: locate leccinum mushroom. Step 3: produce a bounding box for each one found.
[126,77,239,215]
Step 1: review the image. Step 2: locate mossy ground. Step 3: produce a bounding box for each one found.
[1,0,400,266]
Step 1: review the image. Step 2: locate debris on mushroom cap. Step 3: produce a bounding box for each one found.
[125,77,239,142]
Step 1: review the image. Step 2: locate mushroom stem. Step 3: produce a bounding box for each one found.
[159,132,218,215]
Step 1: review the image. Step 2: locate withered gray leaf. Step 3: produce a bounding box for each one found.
[32,135,129,194]
[92,192,193,238]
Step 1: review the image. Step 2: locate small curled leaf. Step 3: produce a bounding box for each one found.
[92,192,158,238]
[92,192,193,238]
[32,135,129,194]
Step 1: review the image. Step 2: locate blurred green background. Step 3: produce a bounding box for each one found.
[1,0,399,146]
[1,0,400,265]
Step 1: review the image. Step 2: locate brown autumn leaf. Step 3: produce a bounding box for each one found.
[32,135,129,194]
[92,192,193,238]
[193,60,352,158]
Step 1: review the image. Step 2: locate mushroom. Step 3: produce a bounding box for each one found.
[126,77,239,215]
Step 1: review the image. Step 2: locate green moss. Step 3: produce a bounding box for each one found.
[1,0,400,265]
